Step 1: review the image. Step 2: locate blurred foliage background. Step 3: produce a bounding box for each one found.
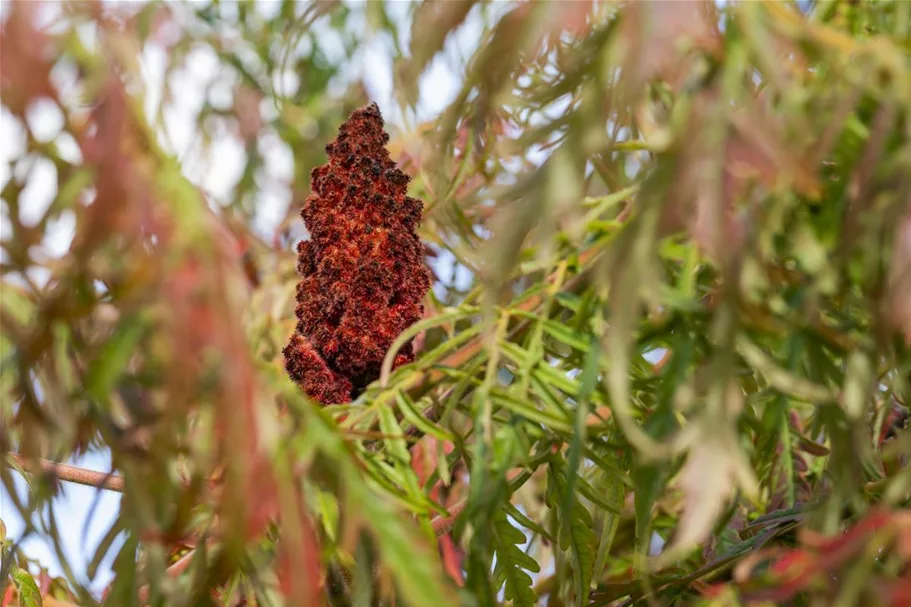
[1,1,910,606]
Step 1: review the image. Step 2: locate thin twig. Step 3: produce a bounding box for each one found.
[136,544,204,604]
[6,453,124,493]
[378,246,606,410]
[364,247,605,453]
[431,499,467,536]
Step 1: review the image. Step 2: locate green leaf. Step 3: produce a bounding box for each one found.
[84,315,147,400]
[555,291,583,313]
[380,306,480,385]
[531,362,581,397]
[356,487,459,607]
[592,470,624,584]
[499,341,533,368]
[842,350,873,420]
[12,567,43,607]
[492,509,539,607]
[395,392,454,442]
[377,405,411,465]
[489,388,573,433]
[55,168,94,209]
[0,285,34,328]
[351,539,375,607]
[562,336,600,601]
[736,336,833,403]
[545,462,596,605]
[511,311,592,353]
[503,503,555,543]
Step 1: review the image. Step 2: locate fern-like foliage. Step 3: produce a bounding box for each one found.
[492,509,540,607]
[545,461,597,603]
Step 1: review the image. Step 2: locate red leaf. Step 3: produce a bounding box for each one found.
[234,86,263,141]
[0,3,58,115]
[618,0,721,94]
[880,579,911,607]
[439,534,465,587]
[276,483,323,606]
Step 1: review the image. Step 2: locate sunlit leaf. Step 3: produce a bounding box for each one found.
[12,568,42,607]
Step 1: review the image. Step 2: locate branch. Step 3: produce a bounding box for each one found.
[136,544,203,604]
[365,246,607,453]
[431,499,467,537]
[6,453,124,493]
[407,245,605,400]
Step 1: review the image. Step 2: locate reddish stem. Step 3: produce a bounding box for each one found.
[7,453,124,493]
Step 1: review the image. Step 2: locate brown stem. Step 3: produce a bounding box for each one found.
[379,246,605,409]
[136,544,203,604]
[6,453,124,493]
[431,499,467,537]
[364,247,605,453]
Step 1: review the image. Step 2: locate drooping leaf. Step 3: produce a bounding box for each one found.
[11,568,42,607]
[491,509,539,607]
[545,462,596,605]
